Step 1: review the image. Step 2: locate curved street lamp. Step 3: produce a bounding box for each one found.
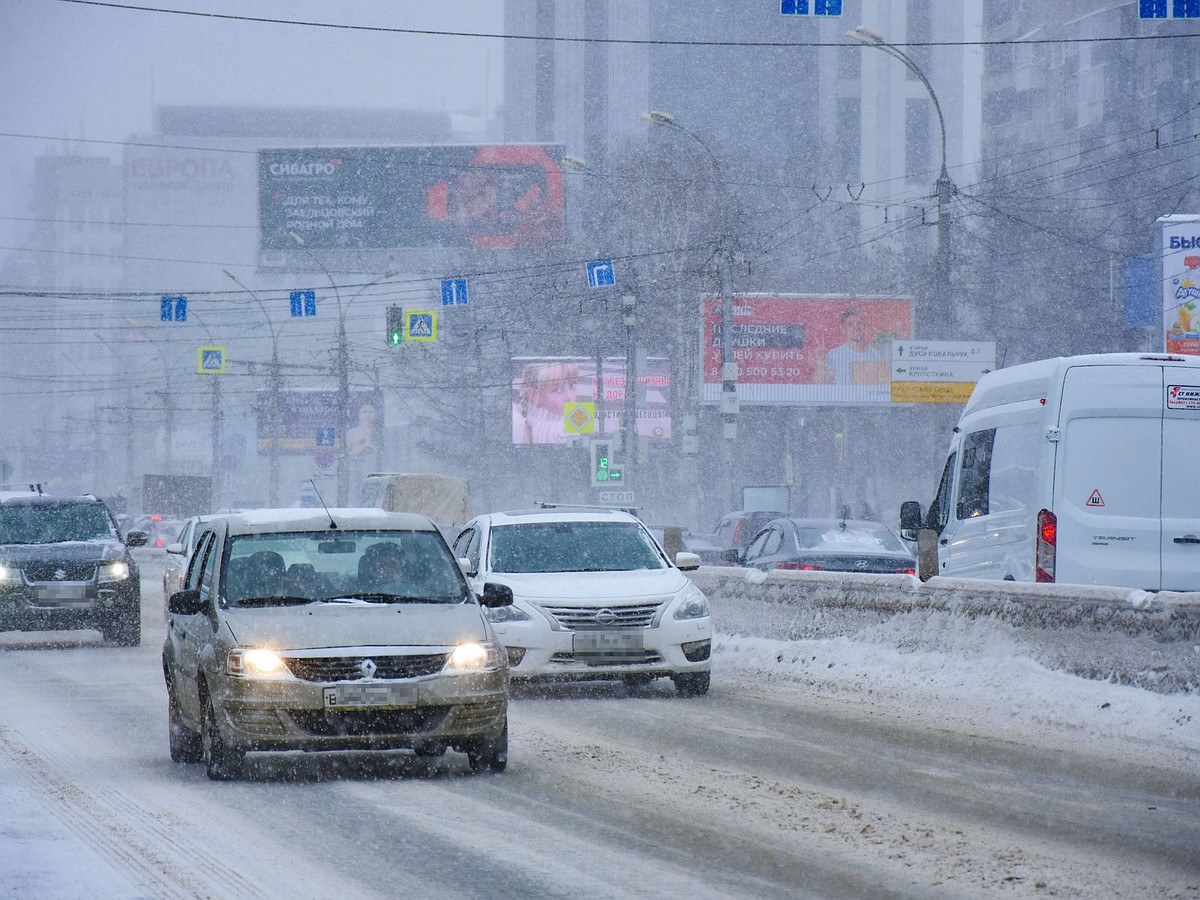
[847,25,957,336]
[223,269,285,506]
[643,109,739,513]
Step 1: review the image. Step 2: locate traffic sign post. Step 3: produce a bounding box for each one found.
[586,259,615,288]
[160,295,187,322]
[441,278,469,306]
[890,340,995,404]
[290,290,317,317]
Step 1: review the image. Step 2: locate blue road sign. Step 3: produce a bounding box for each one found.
[441,278,469,306]
[290,290,317,317]
[315,427,336,447]
[781,0,842,14]
[1140,0,1199,17]
[161,295,187,322]
[586,259,616,288]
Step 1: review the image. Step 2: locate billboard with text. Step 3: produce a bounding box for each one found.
[702,295,913,405]
[259,144,564,251]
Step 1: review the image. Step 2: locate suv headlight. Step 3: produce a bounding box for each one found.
[672,586,710,621]
[0,563,20,583]
[446,641,503,672]
[227,647,291,678]
[98,559,132,583]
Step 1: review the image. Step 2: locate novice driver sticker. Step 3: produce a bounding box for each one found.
[1167,384,1200,410]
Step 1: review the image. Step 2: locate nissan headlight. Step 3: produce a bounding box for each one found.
[227,647,290,678]
[447,641,502,672]
[485,604,532,624]
[672,587,710,621]
[98,560,132,583]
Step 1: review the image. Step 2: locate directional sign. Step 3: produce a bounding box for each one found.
[891,381,975,404]
[441,278,469,306]
[161,295,187,322]
[315,427,336,447]
[197,346,226,374]
[405,310,437,342]
[290,290,317,317]
[586,259,615,288]
[1139,0,1200,18]
[891,361,993,382]
[781,0,842,14]
[892,341,996,364]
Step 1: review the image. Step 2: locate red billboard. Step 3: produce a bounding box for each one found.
[702,295,913,405]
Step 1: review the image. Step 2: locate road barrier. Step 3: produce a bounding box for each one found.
[689,568,1200,695]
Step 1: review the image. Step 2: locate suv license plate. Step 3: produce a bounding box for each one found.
[323,684,417,709]
[574,630,645,662]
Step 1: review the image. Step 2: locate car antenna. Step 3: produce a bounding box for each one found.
[309,480,338,529]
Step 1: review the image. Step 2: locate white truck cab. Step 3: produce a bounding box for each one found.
[900,353,1200,591]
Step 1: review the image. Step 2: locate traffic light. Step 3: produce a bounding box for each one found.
[386,306,404,345]
[590,440,612,487]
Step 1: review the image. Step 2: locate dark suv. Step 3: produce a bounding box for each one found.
[0,495,147,645]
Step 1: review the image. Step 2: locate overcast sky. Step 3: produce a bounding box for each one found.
[0,0,506,248]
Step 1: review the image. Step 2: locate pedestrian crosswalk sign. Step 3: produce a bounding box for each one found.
[405,310,437,342]
[197,345,226,374]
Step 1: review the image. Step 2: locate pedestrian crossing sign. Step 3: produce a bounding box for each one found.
[197,345,226,374]
[405,310,437,342]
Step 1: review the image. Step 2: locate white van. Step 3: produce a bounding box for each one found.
[900,353,1200,591]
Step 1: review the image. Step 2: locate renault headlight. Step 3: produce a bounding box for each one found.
[672,586,710,621]
[98,560,131,583]
[447,641,502,672]
[227,647,290,678]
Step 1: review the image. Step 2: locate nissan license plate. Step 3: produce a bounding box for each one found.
[323,684,417,709]
[573,629,645,663]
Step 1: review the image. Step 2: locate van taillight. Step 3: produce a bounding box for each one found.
[732,520,743,545]
[1035,509,1056,582]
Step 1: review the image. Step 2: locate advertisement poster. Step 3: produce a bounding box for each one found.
[1160,215,1200,356]
[701,295,913,405]
[259,144,564,251]
[511,357,672,445]
[256,390,382,455]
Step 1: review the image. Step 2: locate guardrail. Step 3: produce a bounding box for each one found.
[688,567,1200,695]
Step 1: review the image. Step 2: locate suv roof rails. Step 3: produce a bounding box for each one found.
[0,482,47,495]
[533,501,642,515]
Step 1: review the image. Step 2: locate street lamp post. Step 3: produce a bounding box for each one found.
[223,270,284,507]
[847,25,957,338]
[642,110,739,513]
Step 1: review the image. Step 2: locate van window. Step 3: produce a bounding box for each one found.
[988,422,1039,514]
[927,452,956,533]
[957,429,996,519]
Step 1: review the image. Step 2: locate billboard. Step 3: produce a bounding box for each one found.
[702,295,913,405]
[259,144,564,251]
[1160,215,1200,355]
[256,390,382,456]
[511,357,673,445]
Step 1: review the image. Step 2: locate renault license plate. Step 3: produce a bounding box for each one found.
[323,684,417,709]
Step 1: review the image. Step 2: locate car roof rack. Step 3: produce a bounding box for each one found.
[0,482,47,495]
[533,501,642,515]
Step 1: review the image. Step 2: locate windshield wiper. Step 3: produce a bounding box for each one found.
[232,595,316,607]
[332,591,449,604]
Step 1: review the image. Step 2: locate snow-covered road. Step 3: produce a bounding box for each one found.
[1,559,1197,898]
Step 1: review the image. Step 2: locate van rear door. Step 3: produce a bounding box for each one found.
[1054,364,1163,589]
[1161,366,1200,592]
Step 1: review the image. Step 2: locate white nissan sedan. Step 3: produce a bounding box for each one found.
[451,507,712,695]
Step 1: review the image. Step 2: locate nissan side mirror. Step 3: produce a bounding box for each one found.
[480,582,514,608]
[675,551,701,572]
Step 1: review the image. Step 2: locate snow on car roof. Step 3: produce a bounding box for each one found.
[217,507,436,534]
[488,507,642,525]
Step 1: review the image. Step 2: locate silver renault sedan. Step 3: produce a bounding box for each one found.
[162,508,512,780]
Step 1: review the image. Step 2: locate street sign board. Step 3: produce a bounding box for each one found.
[586,259,615,288]
[781,0,842,14]
[197,346,226,374]
[290,290,317,317]
[891,341,996,365]
[598,490,635,505]
[891,360,993,382]
[161,295,187,322]
[405,311,437,341]
[441,278,469,306]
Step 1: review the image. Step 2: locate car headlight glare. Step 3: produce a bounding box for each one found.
[672,589,710,621]
[484,604,532,624]
[228,647,289,678]
[99,560,131,583]
[447,641,501,672]
[0,564,19,583]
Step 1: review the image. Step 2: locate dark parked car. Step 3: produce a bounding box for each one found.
[731,517,916,575]
[712,510,785,564]
[0,495,148,644]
